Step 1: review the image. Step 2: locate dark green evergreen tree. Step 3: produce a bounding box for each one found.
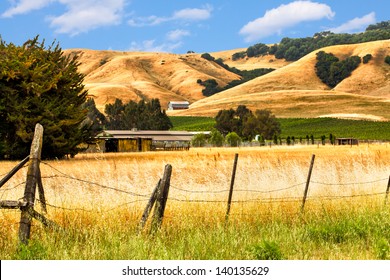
[104,98,172,130]
[0,36,90,159]
[104,99,125,129]
[80,98,106,142]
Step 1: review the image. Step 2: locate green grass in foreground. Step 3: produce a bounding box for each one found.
[170,116,390,140]
[1,203,390,260]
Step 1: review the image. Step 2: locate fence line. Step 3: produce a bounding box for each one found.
[311,178,388,186]
[0,151,388,230]
[2,164,388,211]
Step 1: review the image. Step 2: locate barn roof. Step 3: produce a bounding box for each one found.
[96,130,193,142]
[168,101,190,105]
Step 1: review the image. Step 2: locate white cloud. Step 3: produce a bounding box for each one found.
[1,0,125,35]
[172,6,212,21]
[239,1,335,42]
[48,0,125,36]
[129,40,182,53]
[128,5,212,27]
[330,12,376,33]
[167,29,190,41]
[1,0,53,18]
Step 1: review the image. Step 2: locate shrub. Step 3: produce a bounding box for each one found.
[191,133,207,147]
[252,240,283,260]
[375,238,390,260]
[363,54,372,64]
[209,129,224,147]
[385,56,390,65]
[225,132,241,147]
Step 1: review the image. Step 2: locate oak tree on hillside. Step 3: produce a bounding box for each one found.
[0,36,92,159]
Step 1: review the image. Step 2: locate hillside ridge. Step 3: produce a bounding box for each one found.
[65,40,390,120]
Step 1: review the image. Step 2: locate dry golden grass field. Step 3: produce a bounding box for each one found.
[1,145,389,259]
[1,145,389,227]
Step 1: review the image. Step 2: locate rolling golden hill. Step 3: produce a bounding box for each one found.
[65,40,390,120]
[63,49,241,112]
[171,40,390,120]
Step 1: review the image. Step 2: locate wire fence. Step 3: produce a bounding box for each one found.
[1,160,388,213]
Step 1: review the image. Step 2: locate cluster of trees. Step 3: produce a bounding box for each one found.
[0,36,93,159]
[315,51,361,88]
[199,53,273,96]
[104,98,172,130]
[192,129,242,147]
[193,131,337,148]
[214,105,281,141]
[0,36,173,159]
[233,20,390,62]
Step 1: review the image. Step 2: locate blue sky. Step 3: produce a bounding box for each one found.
[0,1,389,54]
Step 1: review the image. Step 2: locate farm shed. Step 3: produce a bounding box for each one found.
[95,130,193,152]
[336,138,359,145]
[168,101,190,110]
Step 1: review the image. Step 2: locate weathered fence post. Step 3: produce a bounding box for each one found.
[139,179,161,233]
[18,123,44,244]
[385,175,390,205]
[301,154,315,213]
[37,168,47,214]
[225,153,239,223]
[151,164,172,233]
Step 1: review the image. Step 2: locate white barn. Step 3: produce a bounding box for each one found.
[168,101,190,110]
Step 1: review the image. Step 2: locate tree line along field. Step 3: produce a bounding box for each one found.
[169,116,390,140]
[0,146,389,259]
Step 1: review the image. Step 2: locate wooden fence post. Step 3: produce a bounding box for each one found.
[225,153,239,223]
[385,175,390,206]
[18,124,44,244]
[151,164,172,233]
[138,179,161,233]
[37,168,47,214]
[301,154,315,213]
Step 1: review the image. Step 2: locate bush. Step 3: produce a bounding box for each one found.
[252,240,283,260]
[225,132,241,147]
[200,53,214,61]
[209,129,224,147]
[191,133,207,147]
[385,56,390,65]
[197,79,220,97]
[232,51,246,61]
[363,54,372,64]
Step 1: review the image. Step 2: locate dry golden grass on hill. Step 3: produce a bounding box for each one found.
[170,40,390,120]
[170,90,390,120]
[211,48,290,70]
[63,49,240,112]
[65,40,389,119]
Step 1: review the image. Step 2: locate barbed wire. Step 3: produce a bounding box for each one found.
[41,162,150,198]
[311,178,388,186]
[0,181,26,192]
[170,182,306,194]
[0,160,387,217]
[0,164,28,179]
[35,198,150,213]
